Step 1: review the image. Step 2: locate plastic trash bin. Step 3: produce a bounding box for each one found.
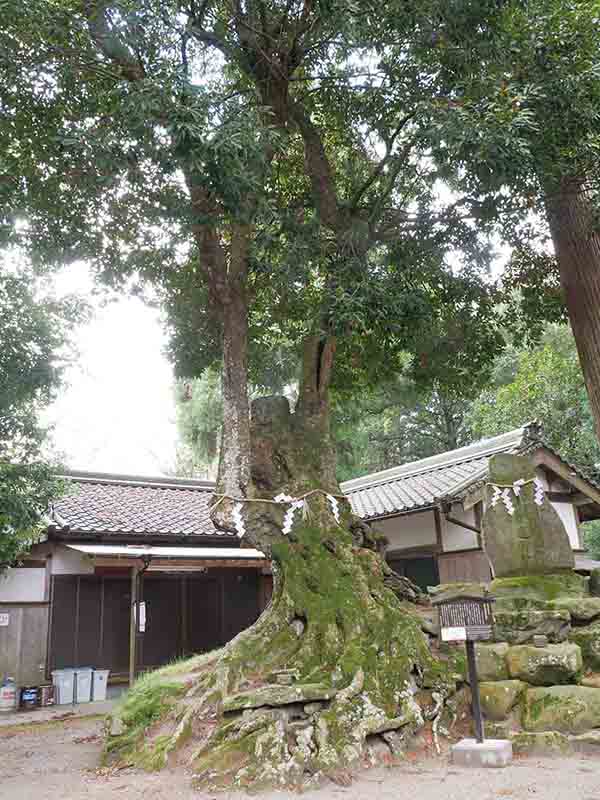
[92,669,110,702]
[52,669,75,705]
[74,668,93,704]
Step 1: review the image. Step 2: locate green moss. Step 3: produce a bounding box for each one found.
[105,670,188,766]
[491,573,586,601]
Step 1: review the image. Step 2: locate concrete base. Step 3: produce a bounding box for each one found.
[451,738,513,768]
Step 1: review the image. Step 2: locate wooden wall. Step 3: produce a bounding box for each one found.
[438,549,492,584]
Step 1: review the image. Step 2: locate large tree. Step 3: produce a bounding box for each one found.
[0,267,78,566]
[1,1,502,786]
[413,0,600,438]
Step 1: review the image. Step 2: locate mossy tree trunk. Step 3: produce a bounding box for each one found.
[108,335,452,789]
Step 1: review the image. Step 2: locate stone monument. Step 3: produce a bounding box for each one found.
[482,454,574,578]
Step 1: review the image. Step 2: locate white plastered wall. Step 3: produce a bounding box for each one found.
[0,569,46,602]
[442,507,479,552]
[33,542,95,575]
[378,510,437,552]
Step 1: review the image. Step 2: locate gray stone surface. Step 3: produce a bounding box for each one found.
[451,738,512,768]
[479,680,527,721]
[493,608,570,644]
[590,568,600,597]
[475,643,510,682]
[506,642,582,686]
[511,731,573,755]
[522,685,600,733]
[568,623,600,671]
[482,454,574,578]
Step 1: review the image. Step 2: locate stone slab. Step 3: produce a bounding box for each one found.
[451,738,512,768]
[483,454,574,578]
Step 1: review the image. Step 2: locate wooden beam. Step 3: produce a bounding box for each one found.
[531,448,600,506]
[433,507,444,553]
[129,566,138,686]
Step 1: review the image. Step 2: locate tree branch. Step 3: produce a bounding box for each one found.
[289,102,341,231]
[82,1,145,81]
[350,111,417,210]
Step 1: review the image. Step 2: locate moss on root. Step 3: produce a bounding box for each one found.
[105,521,454,789]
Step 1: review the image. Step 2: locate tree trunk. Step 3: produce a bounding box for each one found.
[546,178,600,441]
[214,288,251,500]
[105,335,448,789]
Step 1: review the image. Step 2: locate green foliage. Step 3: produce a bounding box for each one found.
[0,267,79,565]
[173,368,223,478]
[583,522,600,561]
[334,377,472,481]
[0,0,506,394]
[469,325,600,474]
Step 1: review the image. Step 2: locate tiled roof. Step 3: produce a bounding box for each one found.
[341,425,535,519]
[50,471,233,539]
[50,423,598,536]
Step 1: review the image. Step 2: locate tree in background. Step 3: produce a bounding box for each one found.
[173,369,222,479]
[469,325,600,476]
[0,268,79,566]
[416,0,600,438]
[334,377,471,481]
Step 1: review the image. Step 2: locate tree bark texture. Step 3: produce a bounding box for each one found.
[546,179,600,441]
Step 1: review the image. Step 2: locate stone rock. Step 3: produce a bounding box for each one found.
[475,643,510,682]
[109,714,126,736]
[484,719,515,739]
[550,597,600,623]
[493,608,571,645]
[568,624,600,671]
[590,568,600,598]
[451,738,513,767]
[482,454,574,578]
[511,731,573,755]
[581,673,600,689]
[506,643,582,686]
[522,685,600,734]
[570,729,600,748]
[491,573,586,601]
[479,680,528,721]
[223,683,337,712]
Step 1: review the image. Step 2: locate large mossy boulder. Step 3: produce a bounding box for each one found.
[479,680,527,721]
[522,685,600,733]
[511,731,573,755]
[550,596,600,624]
[475,643,509,682]
[482,455,574,578]
[590,568,600,598]
[506,643,582,686]
[491,573,586,602]
[493,607,571,644]
[568,624,600,671]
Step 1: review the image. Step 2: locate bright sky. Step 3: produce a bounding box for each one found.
[45,264,178,476]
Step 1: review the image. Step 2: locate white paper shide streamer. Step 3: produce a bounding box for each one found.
[489,476,545,514]
[232,502,246,538]
[327,493,340,523]
[231,491,343,539]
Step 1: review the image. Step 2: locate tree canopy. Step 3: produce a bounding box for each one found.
[0,267,79,566]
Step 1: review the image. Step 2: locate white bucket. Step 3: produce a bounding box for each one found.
[0,679,17,713]
[52,669,75,705]
[74,668,93,704]
[92,670,110,702]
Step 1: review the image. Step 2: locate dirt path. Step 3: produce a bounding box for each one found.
[1,716,599,800]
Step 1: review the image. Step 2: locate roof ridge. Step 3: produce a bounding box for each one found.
[340,425,534,493]
[57,469,216,491]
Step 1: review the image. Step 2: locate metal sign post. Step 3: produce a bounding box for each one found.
[432,591,496,745]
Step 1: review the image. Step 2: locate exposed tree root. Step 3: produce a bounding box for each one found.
[106,521,457,790]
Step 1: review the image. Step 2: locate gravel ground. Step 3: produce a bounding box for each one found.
[1,716,600,800]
